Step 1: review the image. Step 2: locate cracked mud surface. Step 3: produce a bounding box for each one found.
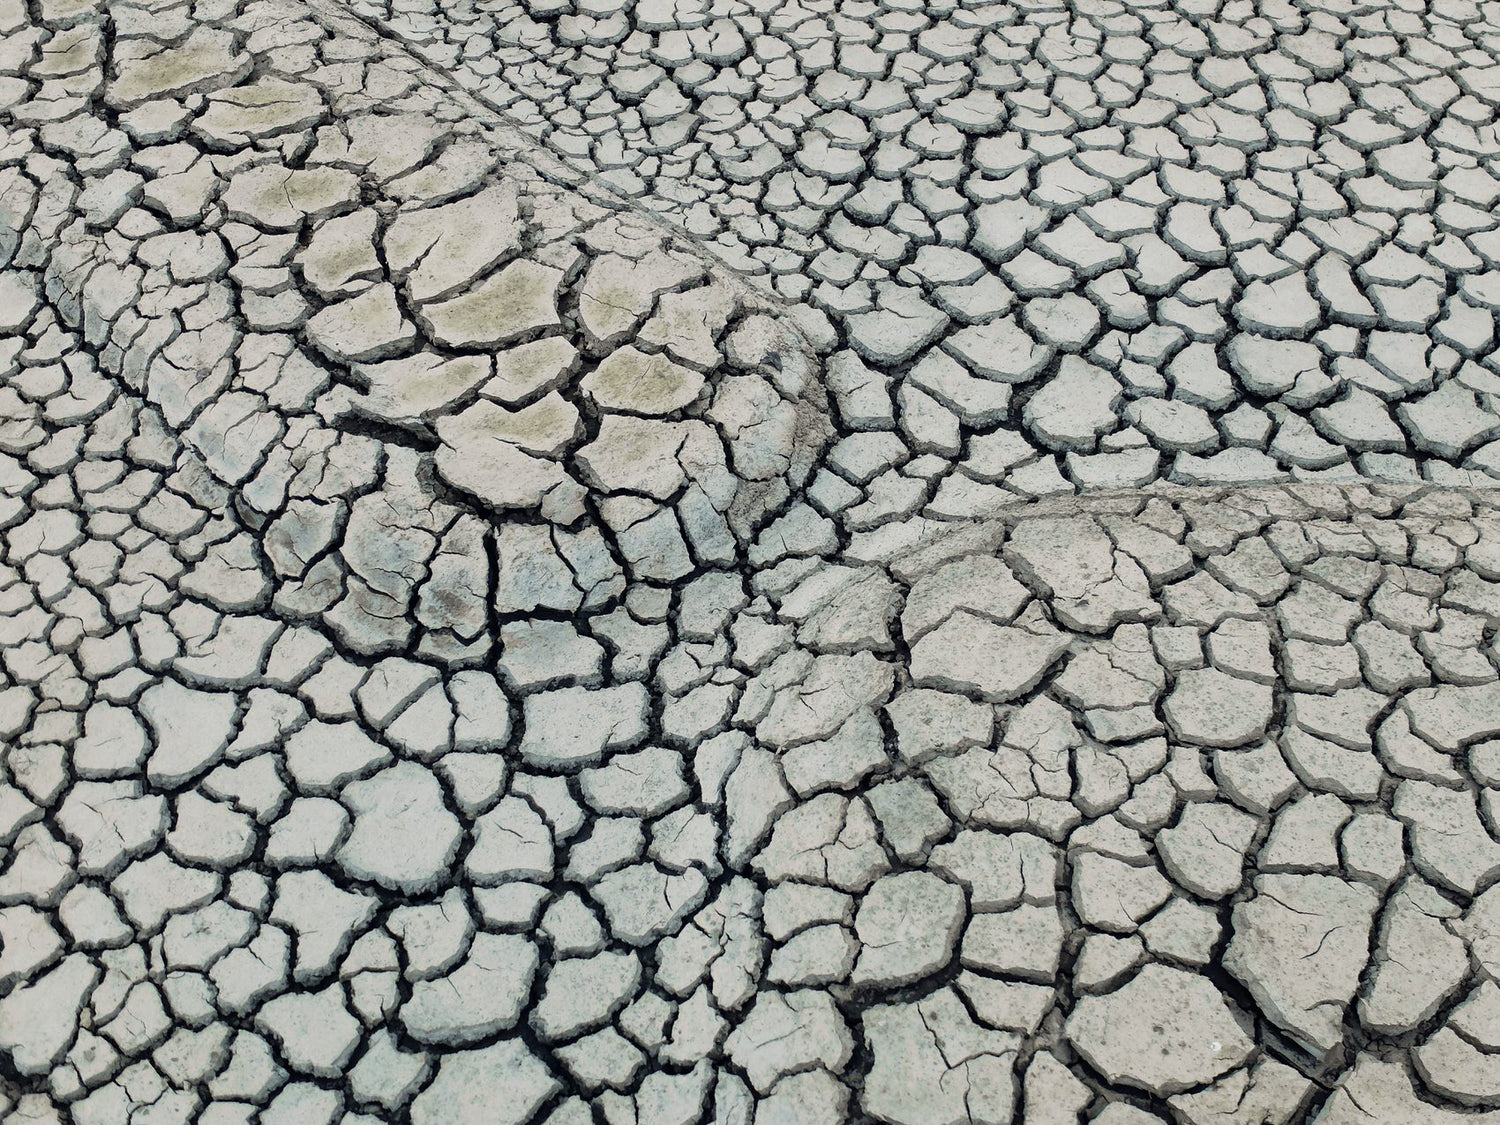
[2,0,1500,1122]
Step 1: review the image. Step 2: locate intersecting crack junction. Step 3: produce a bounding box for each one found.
[4,0,1500,1121]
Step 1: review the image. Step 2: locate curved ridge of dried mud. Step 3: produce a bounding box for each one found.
[2,0,1500,1124]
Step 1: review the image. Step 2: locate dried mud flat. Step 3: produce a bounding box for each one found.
[3,0,1500,1122]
